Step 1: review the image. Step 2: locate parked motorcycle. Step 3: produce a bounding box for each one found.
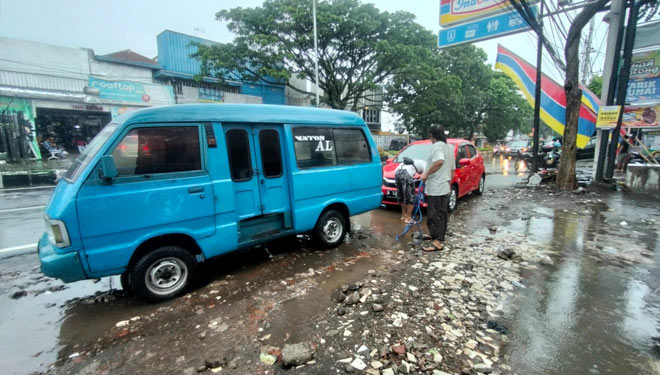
[521,144,560,170]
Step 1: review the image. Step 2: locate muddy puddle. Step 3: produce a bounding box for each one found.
[461,190,660,374]
[1,207,412,375]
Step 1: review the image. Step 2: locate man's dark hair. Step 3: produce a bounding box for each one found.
[430,126,447,143]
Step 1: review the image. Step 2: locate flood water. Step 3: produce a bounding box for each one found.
[480,156,660,374]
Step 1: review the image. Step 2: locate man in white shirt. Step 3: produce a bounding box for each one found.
[420,126,455,251]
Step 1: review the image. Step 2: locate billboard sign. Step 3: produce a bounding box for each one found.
[439,0,532,26]
[438,6,535,48]
[626,76,660,103]
[630,50,660,80]
[622,103,660,128]
[88,76,151,103]
[595,103,660,128]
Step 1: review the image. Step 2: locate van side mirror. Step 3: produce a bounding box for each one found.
[98,155,118,183]
[458,158,471,167]
[386,157,394,163]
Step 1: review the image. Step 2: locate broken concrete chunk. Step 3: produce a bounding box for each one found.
[281,342,314,366]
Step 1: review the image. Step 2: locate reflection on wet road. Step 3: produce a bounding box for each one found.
[471,192,660,374]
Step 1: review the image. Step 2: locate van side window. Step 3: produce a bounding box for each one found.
[259,129,283,178]
[333,129,371,164]
[112,126,201,176]
[293,128,337,169]
[226,129,253,181]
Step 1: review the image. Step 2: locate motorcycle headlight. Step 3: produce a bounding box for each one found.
[45,215,71,248]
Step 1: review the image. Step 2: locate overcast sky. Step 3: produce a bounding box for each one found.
[0,0,608,80]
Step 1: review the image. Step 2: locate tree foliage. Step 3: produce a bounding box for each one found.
[587,75,603,98]
[194,0,435,110]
[386,45,531,141]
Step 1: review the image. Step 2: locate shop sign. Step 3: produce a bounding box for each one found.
[630,50,660,80]
[439,0,535,26]
[438,6,534,48]
[88,76,151,103]
[596,106,622,128]
[621,103,660,128]
[626,76,660,103]
[71,104,106,111]
[199,87,224,102]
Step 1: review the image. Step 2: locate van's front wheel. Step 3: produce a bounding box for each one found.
[130,246,196,303]
[313,209,348,249]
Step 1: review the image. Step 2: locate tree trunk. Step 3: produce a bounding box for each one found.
[556,0,609,190]
[558,81,580,190]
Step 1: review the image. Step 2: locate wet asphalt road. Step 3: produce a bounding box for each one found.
[1,156,659,375]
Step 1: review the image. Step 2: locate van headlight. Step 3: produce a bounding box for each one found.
[45,216,71,248]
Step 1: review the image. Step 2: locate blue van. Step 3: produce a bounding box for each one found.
[38,104,382,302]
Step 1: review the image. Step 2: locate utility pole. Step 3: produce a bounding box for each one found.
[593,0,626,181]
[312,0,320,107]
[531,0,545,173]
[581,17,596,84]
[605,0,642,179]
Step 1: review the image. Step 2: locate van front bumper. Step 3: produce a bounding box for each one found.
[38,233,87,283]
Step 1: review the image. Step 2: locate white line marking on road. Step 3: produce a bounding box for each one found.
[0,205,45,213]
[0,243,37,254]
[0,186,55,192]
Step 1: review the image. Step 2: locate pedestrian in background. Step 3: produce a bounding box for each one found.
[420,126,455,251]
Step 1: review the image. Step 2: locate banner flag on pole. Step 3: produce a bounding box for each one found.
[495,44,600,149]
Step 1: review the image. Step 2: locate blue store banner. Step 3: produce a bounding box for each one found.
[88,76,150,103]
[438,7,535,48]
[626,76,660,103]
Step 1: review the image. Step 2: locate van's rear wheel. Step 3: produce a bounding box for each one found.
[129,246,196,303]
[313,209,348,249]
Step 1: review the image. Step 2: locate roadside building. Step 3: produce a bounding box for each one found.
[0,36,174,160]
[153,30,285,105]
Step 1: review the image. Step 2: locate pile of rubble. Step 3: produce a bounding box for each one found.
[261,229,556,374]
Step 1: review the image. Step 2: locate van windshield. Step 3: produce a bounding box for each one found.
[63,122,120,182]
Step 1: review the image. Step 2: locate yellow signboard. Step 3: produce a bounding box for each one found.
[596,106,622,128]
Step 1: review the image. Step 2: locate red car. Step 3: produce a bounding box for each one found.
[381,139,486,212]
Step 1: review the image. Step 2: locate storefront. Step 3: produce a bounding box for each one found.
[0,96,40,161]
[34,101,113,155]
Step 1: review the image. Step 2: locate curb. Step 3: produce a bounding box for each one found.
[0,171,58,189]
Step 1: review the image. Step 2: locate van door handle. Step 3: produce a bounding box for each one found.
[188,186,204,194]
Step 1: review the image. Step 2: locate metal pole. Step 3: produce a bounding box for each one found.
[594,0,626,181]
[312,0,320,107]
[605,0,641,180]
[531,0,544,173]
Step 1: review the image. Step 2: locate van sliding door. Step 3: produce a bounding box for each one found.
[223,125,263,220]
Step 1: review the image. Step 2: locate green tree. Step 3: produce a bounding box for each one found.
[587,75,603,98]
[195,0,435,110]
[482,73,533,142]
[387,45,529,141]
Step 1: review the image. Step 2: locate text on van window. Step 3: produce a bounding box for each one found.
[292,127,370,169]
